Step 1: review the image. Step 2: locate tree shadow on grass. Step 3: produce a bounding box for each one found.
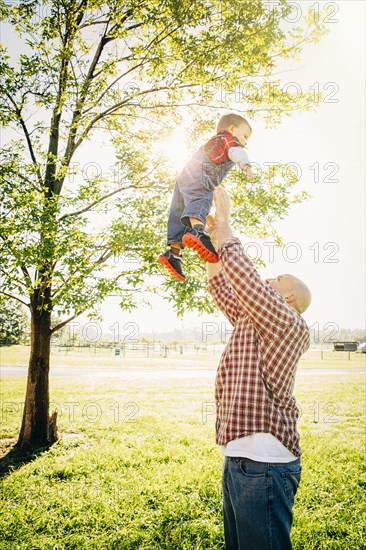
[0,438,57,479]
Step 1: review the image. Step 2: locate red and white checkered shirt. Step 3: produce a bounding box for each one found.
[204,131,243,165]
[208,237,310,457]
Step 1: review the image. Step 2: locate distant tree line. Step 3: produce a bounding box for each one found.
[0,300,30,345]
[1,308,364,348]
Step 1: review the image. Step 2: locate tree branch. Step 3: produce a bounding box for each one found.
[72,80,204,151]
[51,266,144,333]
[270,31,310,62]
[84,18,188,115]
[58,162,160,222]
[50,233,133,301]
[0,234,33,289]
[60,14,113,176]
[95,249,114,266]
[104,5,136,37]
[92,54,136,79]
[50,310,84,333]
[0,265,28,290]
[5,93,43,186]
[82,58,150,115]
[0,291,30,308]
[50,245,113,301]
[107,22,189,104]
[58,183,146,221]
[124,21,144,32]
[78,19,109,30]
[60,3,148,172]
[1,172,43,194]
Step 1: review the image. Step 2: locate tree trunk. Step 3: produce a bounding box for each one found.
[16,303,58,449]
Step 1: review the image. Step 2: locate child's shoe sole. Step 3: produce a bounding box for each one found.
[158,254,186,282]
[182,233,219,263]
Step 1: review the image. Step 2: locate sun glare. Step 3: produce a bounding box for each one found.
[155,128,191,171]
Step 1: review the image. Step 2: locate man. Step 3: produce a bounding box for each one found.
[206,187,311,550]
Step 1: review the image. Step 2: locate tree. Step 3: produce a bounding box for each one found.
[0,298,30,345]
[0,0,326,449]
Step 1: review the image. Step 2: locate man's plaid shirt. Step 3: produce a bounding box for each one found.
[204,131,242,165]
[208,237,310,457]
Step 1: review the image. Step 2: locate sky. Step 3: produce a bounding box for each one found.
[244,0,366,331]
[1,1,365,343]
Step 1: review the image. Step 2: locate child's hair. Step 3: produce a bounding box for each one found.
[216,113,252,134]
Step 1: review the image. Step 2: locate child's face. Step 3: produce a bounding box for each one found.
[229,123,251,147]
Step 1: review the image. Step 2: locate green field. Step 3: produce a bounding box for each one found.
[0,347,365,549]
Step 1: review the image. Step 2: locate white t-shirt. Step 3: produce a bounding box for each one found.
[221,433,297,463]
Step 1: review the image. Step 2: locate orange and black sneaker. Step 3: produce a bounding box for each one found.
[182,227,219,263]
[158,250,186,282]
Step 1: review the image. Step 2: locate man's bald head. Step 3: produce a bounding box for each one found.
[265,274,312,314]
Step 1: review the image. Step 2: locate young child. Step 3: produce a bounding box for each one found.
[158,113,253,281]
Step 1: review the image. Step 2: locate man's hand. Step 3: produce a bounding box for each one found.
[206,213,222,280]
[205,214,218,245]
[206,188,234,280]
[213,187,231,223]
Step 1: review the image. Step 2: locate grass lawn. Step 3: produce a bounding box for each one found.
[0,347,365,549]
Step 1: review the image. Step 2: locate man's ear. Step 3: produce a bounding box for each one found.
[284,293,296,305]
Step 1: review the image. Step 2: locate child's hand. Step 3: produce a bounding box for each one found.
[242,163,254,181]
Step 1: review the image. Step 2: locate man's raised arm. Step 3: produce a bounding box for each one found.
[212,189,296,340]
[206,216,239,326]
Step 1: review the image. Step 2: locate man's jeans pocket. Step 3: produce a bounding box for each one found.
[239,458,267,478]
[281,469,301,506]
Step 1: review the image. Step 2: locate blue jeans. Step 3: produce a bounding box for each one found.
[222,457,301,550]
[166,177,214,245]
